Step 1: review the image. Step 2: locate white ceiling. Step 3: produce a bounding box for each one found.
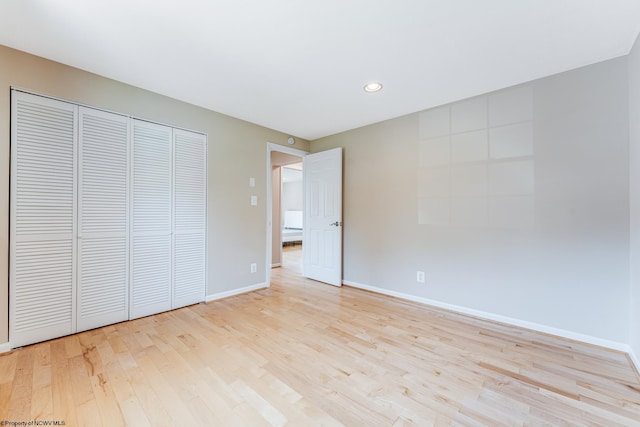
[2,1,639,140]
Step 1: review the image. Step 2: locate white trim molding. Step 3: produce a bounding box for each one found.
[629,349,640,379]
[343,279,639,373]
[0,342,12,354]
[206,282,268,302]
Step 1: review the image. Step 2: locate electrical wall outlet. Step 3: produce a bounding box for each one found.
[416,271,425,283]
[250,263,257,273]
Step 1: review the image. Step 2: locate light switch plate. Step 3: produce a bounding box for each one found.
[249,177,255,187]
[251,195,257,206]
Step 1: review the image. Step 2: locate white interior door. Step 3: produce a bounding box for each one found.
[130,120,173,319]
[10,92,77,347]
[303,148,343,286]
[77,107,130,331]
[172,129,207,308]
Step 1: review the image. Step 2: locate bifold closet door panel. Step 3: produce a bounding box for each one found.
[173,129,207,309]
[10,91,77,347]
[130,120,172,319]
[77,107,130,331]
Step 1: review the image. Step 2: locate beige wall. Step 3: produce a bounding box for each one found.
[0,44,309,345]
[312,57,631,344]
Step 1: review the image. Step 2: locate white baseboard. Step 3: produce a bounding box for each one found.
[0,341,12,354]
[629,348,640,378]
[343,280,635,358]
[271,263,281,268]
[206,282,268,302]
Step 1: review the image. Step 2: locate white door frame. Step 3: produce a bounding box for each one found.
[265,142,308,287]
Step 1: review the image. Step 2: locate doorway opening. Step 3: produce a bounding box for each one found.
[266,143,344,288]
[280,163,303,273]
[266,143,308,285]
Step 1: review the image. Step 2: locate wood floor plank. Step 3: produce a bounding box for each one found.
[49,340,79,426]
[135,354,202,425]
[89,373,126,426]
[118,360,172,427]
[5,345,34,420]
[0,350,17,420]
[30,344,53,420]
[1,246,639,425]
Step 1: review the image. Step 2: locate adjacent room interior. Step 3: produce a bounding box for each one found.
[1,1,640,425]
[270,150,304,271]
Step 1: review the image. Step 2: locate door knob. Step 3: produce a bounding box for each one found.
[330,221,343,227]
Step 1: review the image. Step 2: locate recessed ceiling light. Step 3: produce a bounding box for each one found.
[363,82,383,93]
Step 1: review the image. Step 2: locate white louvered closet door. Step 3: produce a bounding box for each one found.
[173,129,207,309]
[130,120,173,319]
[77,108,130,331]
[10,91,77,347]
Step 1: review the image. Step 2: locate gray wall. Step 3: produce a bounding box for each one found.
[0,44,309,345]
[629,33,640,359]
[312,57,631,344]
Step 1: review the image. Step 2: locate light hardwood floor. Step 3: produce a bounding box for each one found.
[1,246,639,426]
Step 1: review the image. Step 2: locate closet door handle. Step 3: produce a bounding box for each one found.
[330,221,342,227]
